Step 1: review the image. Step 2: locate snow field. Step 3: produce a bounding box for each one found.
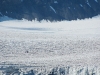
[0,31,100,66]
[0,15,100,74]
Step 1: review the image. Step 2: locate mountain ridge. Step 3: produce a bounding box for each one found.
[0,0,100,21]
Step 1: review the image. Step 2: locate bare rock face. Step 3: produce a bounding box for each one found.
[0,0,100,21]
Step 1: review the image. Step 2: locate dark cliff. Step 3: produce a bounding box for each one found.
[0,0,100,21]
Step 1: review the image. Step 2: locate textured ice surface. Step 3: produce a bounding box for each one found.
[0,15,100,74]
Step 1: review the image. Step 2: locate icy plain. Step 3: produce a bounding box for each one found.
[0,16,100,74]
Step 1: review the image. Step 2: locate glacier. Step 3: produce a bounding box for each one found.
[0,65,100,75]
[0,15,100,75]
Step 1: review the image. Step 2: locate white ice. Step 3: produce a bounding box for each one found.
[0,15,100,68]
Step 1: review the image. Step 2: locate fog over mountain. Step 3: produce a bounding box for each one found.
[0,0,100,21]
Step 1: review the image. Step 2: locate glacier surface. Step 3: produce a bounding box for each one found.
[0,15,100,75]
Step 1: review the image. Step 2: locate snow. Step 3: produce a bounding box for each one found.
[54,1,58,3]
[87,3,91,7]
[80,4,83,7]
[50,6,56,13]
[0,12,3,16]
[0,15,100,74]
[6,11,7,14]
[0,16,14,22]
[95,0,98,2]
[68,7,70,9]
[87,0,91,7]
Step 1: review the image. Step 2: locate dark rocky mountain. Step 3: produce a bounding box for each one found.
[0,0,100,21]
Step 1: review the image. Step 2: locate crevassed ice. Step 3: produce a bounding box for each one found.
[0,66,100,75]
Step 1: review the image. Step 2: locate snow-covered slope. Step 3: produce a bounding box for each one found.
[0,16,100,74]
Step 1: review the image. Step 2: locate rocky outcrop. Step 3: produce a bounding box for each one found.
[0,0,100,21]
